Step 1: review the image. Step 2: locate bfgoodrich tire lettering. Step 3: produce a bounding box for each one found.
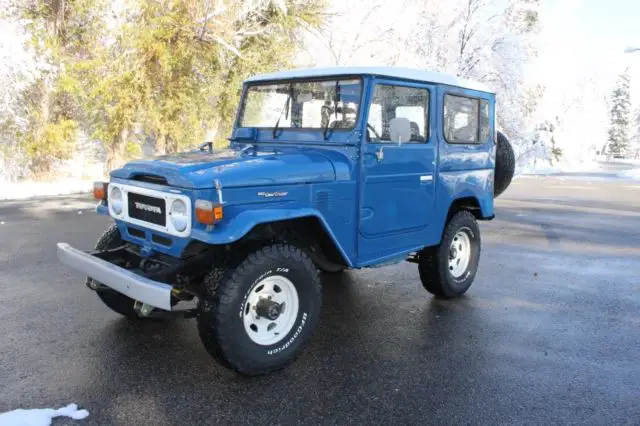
[197,244,321,376]
[418,211,481,298]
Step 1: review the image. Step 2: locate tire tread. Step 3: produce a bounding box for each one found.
[418,211,480,298]
[197,243,321,376]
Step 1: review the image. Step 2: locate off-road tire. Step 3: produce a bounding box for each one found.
[88,225,141,318]
[418,211,481,298]
[494,130,515,198]
[197,244,322,376]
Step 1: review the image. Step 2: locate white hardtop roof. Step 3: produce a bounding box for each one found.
[245,66,492,93]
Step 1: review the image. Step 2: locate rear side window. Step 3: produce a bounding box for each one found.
[444,94,480,144]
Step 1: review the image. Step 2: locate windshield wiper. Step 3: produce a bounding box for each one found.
[323,81,340,140]
[273,83,293,139]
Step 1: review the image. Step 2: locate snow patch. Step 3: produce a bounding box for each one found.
[0,403,89,426]
[0,179,94,201]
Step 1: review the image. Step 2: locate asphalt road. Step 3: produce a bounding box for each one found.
[1,172,639,425]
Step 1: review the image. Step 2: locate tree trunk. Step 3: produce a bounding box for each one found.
[166,135,178,154]
[156,133,166,155]
[105,129,128,173]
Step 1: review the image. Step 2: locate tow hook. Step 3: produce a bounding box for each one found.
[134,300,155,317]
[86,279,109,291]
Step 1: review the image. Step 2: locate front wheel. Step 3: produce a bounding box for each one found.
[197,244,322,375]
[418,211,481,298]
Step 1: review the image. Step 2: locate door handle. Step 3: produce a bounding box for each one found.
[375,146,384,162]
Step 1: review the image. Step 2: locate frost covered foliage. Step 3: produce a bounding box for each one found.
[631,107,640,160]
[403,0,540,146]
[0,17,52,182]
[300,0,542,160]
[607,69,632,158]
[0,0,328,181]
[300,0,632,170]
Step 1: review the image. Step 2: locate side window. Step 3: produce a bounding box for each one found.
[480,100,490,142]
[444,94,480,144]
[367,84,429,143]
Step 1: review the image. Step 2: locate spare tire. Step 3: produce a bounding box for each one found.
[494,131,515,198]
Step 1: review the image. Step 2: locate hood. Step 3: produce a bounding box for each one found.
[110,147,337,189]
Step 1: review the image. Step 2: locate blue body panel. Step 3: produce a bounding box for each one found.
[105,73,495,268]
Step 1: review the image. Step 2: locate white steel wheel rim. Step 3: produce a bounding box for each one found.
[242,275,299,346]
[449,230,472,278]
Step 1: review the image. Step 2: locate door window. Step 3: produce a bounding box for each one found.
[367,84,429,143]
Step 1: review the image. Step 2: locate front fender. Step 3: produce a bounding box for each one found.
[190,208,353,267]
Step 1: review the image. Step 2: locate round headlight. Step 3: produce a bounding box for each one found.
[110,186,123,215]
[170,199,188,232]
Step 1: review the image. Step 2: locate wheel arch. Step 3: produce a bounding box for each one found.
[190,209,352,268]
[446,196,484,222]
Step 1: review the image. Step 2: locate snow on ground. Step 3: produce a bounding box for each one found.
[620,168,640,180]
[515,160,601,176]
[0,179,94,201]
[0,403,88,426]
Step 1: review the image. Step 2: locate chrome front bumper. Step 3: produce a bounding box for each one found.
[56,242,173,311]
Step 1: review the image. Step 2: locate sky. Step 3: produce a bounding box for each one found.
[538,0,640,100]
[567,0,640,49]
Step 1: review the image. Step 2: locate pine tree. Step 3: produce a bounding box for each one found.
[607,69,631,158]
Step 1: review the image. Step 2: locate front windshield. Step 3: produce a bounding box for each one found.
[238,78,362,130]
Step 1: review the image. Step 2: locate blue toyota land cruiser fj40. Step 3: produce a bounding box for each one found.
[57,66,515,375]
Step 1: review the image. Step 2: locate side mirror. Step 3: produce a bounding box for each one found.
[389,117,411,145]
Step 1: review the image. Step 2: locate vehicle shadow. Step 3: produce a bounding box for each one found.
[75,269,495,424]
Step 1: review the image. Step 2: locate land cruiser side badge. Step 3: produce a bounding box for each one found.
[257,192,288,198]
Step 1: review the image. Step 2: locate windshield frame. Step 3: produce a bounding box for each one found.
[234,75,364,133]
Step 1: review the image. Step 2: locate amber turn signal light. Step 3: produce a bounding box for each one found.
[93,181,108,200]
[195,199,223,225]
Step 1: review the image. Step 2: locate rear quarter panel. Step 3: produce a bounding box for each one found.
[432,85,495,244]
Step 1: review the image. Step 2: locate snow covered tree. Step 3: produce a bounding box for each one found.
[5,0,107,175]
[631,107,640,160]
[607,69,631,158]
[400,0,541,150]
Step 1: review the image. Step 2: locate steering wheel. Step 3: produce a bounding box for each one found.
[367,123,381,139]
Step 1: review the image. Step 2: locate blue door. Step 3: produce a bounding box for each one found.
[358,80,437,264]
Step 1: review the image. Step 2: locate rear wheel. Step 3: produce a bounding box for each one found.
[197,243,322,375]
[418,211,481,298]
[88,225,141,318]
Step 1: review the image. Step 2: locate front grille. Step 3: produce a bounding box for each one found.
[127,226,145,239]
[128,193,166,226]
[152,234,172,247]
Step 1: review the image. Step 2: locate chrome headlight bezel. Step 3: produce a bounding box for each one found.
[109,186,123,216]
[169,199,188,232]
